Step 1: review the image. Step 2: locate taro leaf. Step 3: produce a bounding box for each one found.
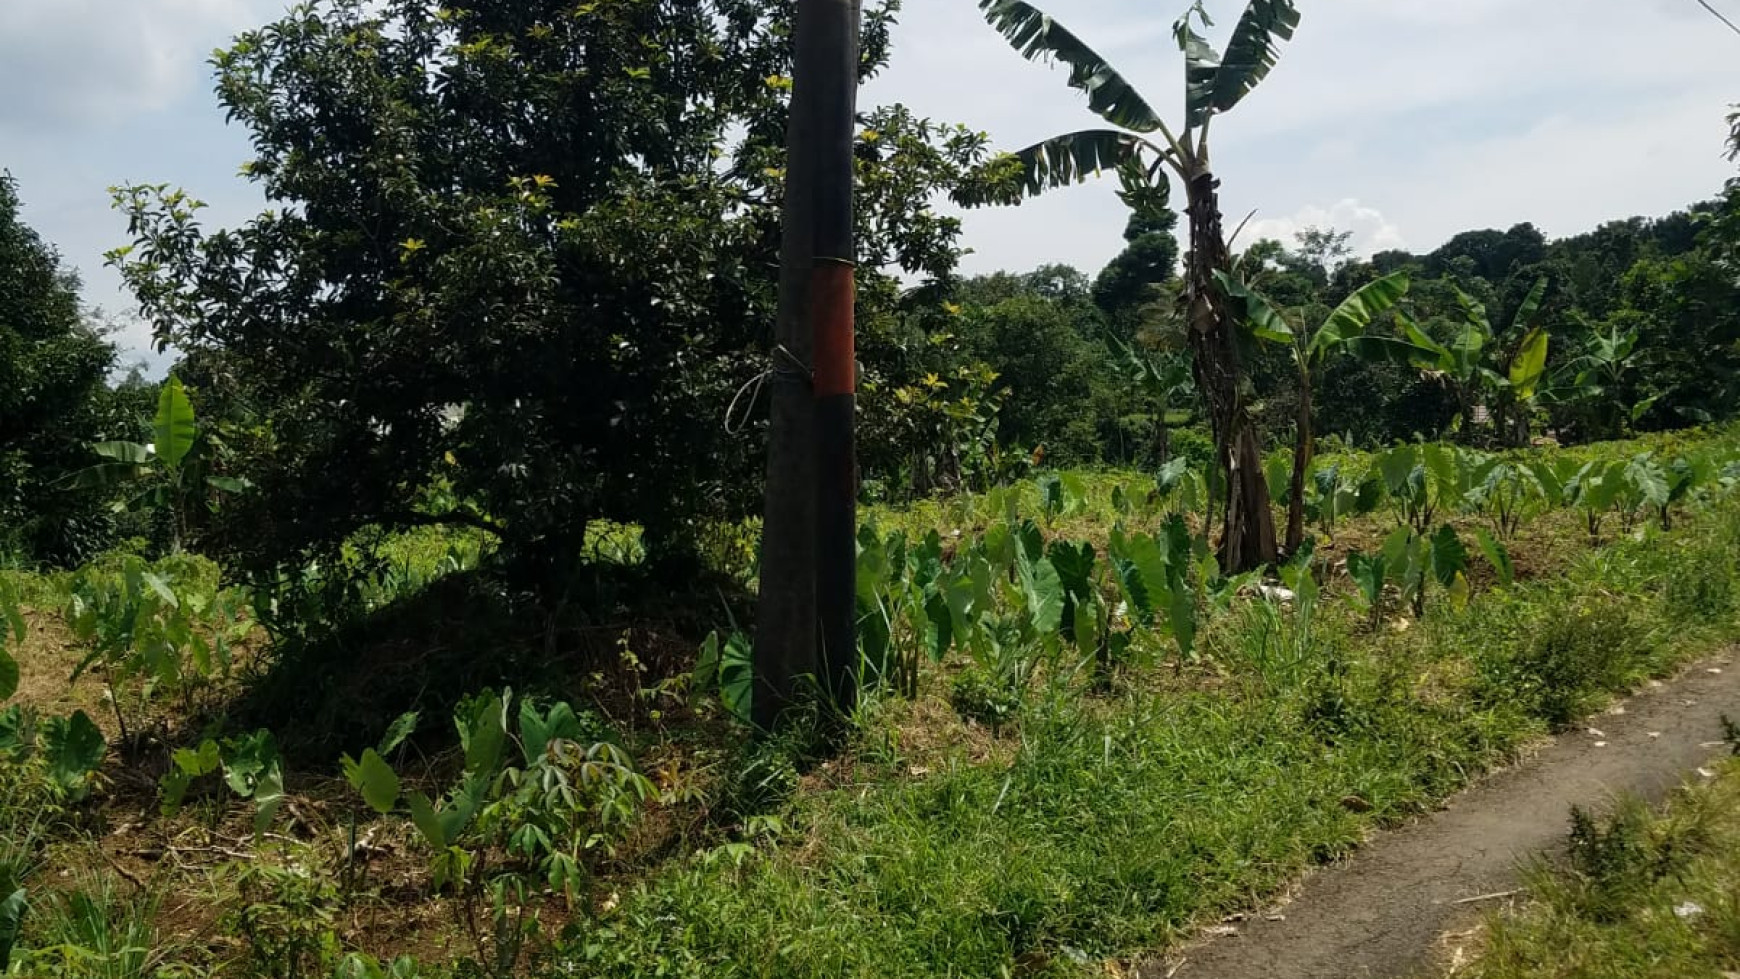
[439,774,485,843]
[1156,456,1190,496]
[1167,585,1197,660]
[253,764,285,835]
[1625,455,1670,509]
[1265,452,1291,506]
[911,530,945,591]
[0,646,15,703]
[924,590,953,663]
[1016,519,1045,565]
[1474,528,1514,586]
[375,711,419,758]
[519,700,583,764]
[1354,474,1385,514]
[1059,472,1088,515]
[1161,514,1195,587]
[1381,526,1413,572]
[1347,551,1386,610]
[344,748,400,814]
[1038,474,1063,517]
[0,883,25,972]
[1422,443,1456,500]
[1073,595,1102,657]
[1429,525,1468,588]
[1017,552,1065,636]
[1048,540,1096,602]
[462,693,508,778]
[407,791,446,850]
[41,710,105,793]
[1379,445,1418,495]
[1124,532,1171,626]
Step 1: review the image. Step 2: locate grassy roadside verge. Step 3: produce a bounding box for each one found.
[555,499,1740,978]
[1444,755,1740,978]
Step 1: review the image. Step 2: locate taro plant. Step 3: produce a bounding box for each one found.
[1562,459,1627,544]
[160,728,286,833]
[1346,549,1388,630]
[1107,514,1201,666]
[1463,456,1543,539]
[1307,462,1383,539]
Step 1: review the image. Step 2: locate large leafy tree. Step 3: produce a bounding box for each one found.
[113,0,988,582]
[0,174,139,565]
[961,0,1301,572]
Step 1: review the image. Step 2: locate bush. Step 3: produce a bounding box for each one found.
[1663,538,1735,622]
[1483,602,1647,728]
[949,668,1024,731]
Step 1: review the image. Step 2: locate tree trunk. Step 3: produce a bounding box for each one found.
[1285,367,1311,555]
[754,0,861,728]
[1184,170,1277,573]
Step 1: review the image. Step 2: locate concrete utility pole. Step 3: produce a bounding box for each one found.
[754,0,861,728]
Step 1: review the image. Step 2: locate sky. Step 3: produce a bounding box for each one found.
[3,0,1737,372]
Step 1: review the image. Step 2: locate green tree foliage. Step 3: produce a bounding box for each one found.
[111,0,990,582]
[1093,210,1181,342]
[0,174,145,566]
[953,277,1118,466]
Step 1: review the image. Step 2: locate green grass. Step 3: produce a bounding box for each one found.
[552,499,1740,978]
[1452,757,1740,978]
[4,429,1737,978]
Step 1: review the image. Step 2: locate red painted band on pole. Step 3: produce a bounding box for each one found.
[810,259,856,398]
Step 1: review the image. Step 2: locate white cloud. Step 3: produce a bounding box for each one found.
[5,0,1738,369]
[867,0,1736,278]
[0,0,281,127]
[1245,199,1407,258]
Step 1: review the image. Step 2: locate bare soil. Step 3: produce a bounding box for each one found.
[1136,649,1740,979]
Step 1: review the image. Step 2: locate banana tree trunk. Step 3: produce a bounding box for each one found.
[1285,366,1311,555]
[1184,170,1277,573]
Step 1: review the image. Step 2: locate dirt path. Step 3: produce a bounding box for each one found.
[1141,650,1740,979]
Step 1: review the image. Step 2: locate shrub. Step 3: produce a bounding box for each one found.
[1484,602,1647,728]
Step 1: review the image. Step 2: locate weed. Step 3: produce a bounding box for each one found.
[1663,537,1735,622]
[10,876,185,979]
[1480,601,1647,729]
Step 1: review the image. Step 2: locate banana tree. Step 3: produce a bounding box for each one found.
[1110,335,1194,465]
[1218,270,1413,553]
[1547,314,1655,439]
[1397,278,1550,447]
[960,0,1301,572]
[65,375,245,551]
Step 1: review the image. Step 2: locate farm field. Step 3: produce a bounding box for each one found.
[5,428,1740,977]
[7,0,1740,976]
